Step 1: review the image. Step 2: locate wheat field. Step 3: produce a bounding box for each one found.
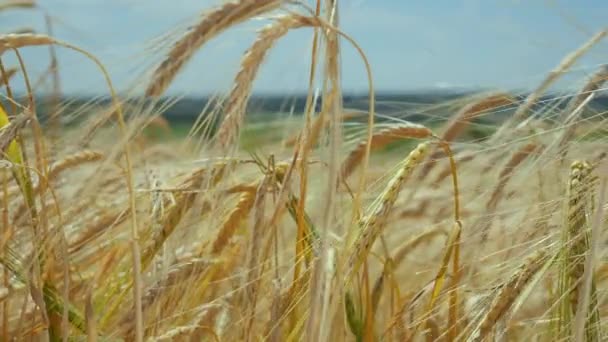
[0,0,607,341]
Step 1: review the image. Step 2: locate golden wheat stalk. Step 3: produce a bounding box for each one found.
[371,227,447,316]
[145,0,283,97]
[474,250,547,341]
[346,142,429,281]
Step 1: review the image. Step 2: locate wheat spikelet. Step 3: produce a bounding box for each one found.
[145,0,282,97]
[101,166,226,333]
[417,93,513,179]
[474,250,547,341]
[117,258,216,334]
[142,258,213,307]
[215,14,318,149]
[211,187,256,254]
[478,143,540,244]
[567,161,594,309]
[9,27,35,35]
[68,209,129,254]
[443,93,514,142]
[11,150,104,222]
[341,124,433,179]
[555,160,600,340]
[493,29,607,139]
[346,142,430,281]
[487,143,539,208]
[140,165,226,270]
[0,0,35,11]
[0,67,17,85]
[0,112,30,153]
[47,150,104,180]
[563,64,608,121]
[557,65,608,156]
[0,33,55,54]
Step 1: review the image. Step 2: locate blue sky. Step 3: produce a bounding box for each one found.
[1,0,607,96]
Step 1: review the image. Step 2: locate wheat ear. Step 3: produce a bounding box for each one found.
[417,93,513,179]
[145,0,282,97]
[493,29,607,139]
[0,0,35,11]
[555,161,601,340]
[215,14,318,149]
[346,142,429,282]
[474,250,547,341]
[0,34,55,54]
[341,124,433,179]
[211,186,256,254]
[557,65,608,157]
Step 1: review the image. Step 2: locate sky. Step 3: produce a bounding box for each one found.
[1,0,607,96]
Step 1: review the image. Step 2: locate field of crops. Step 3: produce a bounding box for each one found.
[0,1,608,341]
